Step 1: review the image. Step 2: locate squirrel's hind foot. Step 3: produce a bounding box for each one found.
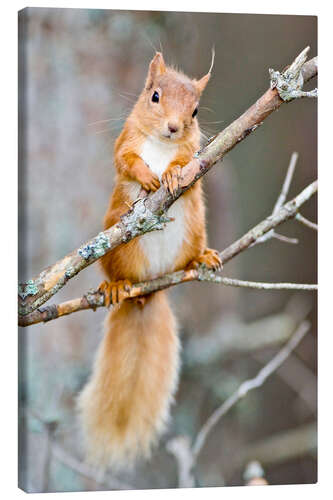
[187,248,223,272]
[98,279,132,307]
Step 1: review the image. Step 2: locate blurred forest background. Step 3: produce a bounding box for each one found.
[18,7,317,492]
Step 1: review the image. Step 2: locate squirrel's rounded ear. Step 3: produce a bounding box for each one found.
[194,73,211,94]
[146,52,166,90]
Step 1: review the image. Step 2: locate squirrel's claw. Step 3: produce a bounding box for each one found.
[161,165,182,195]
[98,279,132,307]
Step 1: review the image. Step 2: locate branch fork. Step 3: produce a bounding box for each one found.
[269,47,317,101]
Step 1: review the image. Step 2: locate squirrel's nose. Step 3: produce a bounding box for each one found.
[168,123,179,134]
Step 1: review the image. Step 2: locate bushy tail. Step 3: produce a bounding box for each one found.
[77,291,180,470]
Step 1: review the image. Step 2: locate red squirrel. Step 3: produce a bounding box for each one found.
[77,52,222,469]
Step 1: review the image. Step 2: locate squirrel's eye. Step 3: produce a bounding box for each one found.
[192,107,198,118]
[152,91,159,103]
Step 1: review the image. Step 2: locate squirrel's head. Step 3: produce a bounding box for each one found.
[134,52,213,143]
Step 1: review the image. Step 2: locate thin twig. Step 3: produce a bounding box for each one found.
[167,320,311,487]
[252,151,299,247]
[219,180,317,263]
[208,276,317,291]
[273,152,299,214]
[296,213,318,231]
[192,320,311,460]
[18,50,318,317]
[272,233,299,244]
[254,351,317,415]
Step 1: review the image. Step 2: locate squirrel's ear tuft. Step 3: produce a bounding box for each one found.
[194,73,211,94]
[194,48,214,94]
[146,52,166,90]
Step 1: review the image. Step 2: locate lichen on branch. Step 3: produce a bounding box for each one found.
[269,47,317,101]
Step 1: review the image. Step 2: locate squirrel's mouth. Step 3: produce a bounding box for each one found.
[161,131,182,141]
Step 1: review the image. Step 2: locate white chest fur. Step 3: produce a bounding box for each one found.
[141,135,179,180]
[129,136,186,279]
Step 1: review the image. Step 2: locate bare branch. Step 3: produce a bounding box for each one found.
[18,49,318,317]
[191,320,311,460]
[254,351,317,415]
[273,152,299,214]
[166,436,196,488]
[19,180,317,327]
[272,233,299,244]
[219,180,317,264]
[301,56,317,82]
[167,320,311,487]
[296,212,318,231]
[252,151,299,247]
[19,277,317,327]
[206,276,317,291]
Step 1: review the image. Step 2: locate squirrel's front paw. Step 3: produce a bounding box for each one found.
[161,165,182,195]
[136,169,161,192]
[187,248,223,272]
[98,279,132,307]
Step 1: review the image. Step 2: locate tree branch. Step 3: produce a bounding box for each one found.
[218,180,317,263]
[166,436,196,488]
[19,180,317,327]
[204,277,317,291]
[167,320,311,487]
[269,47,317,101]
[273,152,299,213]
[18,49,318,317]
[296,212,318,231]
[191,320,311,459]
[251,151,299,247]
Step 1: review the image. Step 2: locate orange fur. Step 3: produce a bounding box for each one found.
[77,292,179,469]
[78,52,220,469]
